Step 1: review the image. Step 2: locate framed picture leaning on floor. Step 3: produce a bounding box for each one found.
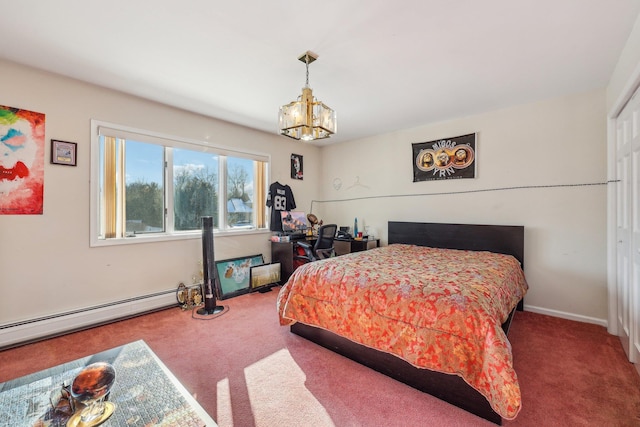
[214,254,264,299]
[250,262,281,292]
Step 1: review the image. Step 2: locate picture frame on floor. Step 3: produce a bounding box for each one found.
[215,254,264,299]
[250,262,281,292]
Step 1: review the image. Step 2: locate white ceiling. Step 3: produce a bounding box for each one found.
[1,1,639,145]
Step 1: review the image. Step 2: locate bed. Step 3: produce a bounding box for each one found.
[277,221,528,424]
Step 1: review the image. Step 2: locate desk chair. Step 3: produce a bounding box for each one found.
[294,224,337,263]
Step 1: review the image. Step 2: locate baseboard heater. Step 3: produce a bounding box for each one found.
[0,289,177,350]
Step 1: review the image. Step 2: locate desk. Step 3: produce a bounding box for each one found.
[0,340,217,427]
[271,237,380,282]
[334,238,380,256]
[271,237,316,282]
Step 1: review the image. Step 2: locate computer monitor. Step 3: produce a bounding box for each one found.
[280,211,307,234]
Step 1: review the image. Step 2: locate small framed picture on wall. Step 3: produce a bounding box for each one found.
[51,139,77,166]
[291,153,303,180]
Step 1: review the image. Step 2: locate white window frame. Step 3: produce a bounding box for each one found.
[90,120,270,247]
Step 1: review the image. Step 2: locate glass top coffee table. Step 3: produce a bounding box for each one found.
[0,340,217,427]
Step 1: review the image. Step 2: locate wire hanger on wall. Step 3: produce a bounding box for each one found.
[347,176,370,190]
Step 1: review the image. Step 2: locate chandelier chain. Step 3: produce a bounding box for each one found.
[305,55,310,87]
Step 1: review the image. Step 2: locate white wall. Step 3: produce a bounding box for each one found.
[317,90,608,324]
[607,13,640,114]
[0,59,321,326]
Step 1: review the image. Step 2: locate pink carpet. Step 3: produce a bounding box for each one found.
[1,289,639,426]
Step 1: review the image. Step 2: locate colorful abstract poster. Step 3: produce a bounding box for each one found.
[0,105,45,214]
[412,133,476,182]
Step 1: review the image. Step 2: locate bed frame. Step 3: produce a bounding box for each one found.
[290,221,525,425]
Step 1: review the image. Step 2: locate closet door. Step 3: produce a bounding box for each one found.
[616,88,640,364]
[631,90,640,365]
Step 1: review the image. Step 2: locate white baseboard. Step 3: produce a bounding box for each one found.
[0,290,177,349]
[0,295,610,349]
[523,304,608,328]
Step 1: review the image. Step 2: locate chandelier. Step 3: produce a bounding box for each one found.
[279,51,337,141]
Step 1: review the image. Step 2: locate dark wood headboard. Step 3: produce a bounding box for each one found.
[388,221,525,268]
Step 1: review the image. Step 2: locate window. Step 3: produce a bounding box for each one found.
[90,120,269,246]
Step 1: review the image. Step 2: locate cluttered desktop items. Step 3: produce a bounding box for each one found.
[337,226,352,239]
[277,215,365,239]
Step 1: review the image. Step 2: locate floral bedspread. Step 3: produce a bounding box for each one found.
[277,244,528,420]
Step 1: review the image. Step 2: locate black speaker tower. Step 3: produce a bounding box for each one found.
[197,216,224,315]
